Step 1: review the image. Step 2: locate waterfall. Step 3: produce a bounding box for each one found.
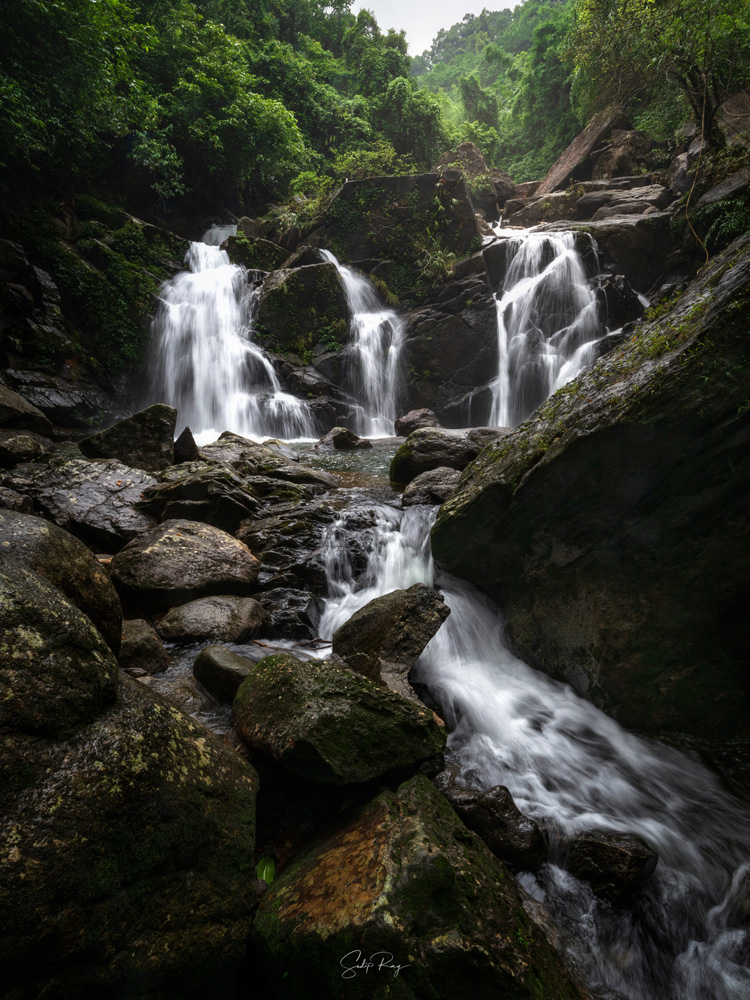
[321,250,404,437]
[149,225,317,444]
[490,231,604,427]
[315,503,750,1000]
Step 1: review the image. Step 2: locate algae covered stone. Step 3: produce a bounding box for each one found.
[233,653,446,784]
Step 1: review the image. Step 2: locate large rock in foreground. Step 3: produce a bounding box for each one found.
[249,776,589,1000]
[432,234,750,740]
[0,676,259,1000]
[233,653,446,784]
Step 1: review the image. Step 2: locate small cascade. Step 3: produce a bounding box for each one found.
[315,503,750,1000]
[490,231,604,427]
[149,225,317,443]
[321,250,404,436]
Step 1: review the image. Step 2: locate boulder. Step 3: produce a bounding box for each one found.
[201,432,337,490]
[402,466,463,507]
[536,106,629,196]
[79,404,176,473]
[595,273,645,329]
[668,152,692,196]
[0,510,122,652]
[258,587,324,641]
[194,644,264,704]
[222,233,288,271]
[695,166,750,208]
[0,561,119,737]
[248,776,589,1000]
[331,583,450,702]
[233,653,446,784]
[590,128,660,180]
[0,675,259,1000]
[431,234,750,740]
[394,408,441,436]
[565,831,658,905]
[256,263,350,357]
[390,426,510,485]
[0,383,52,435]
[110,518,260,611]
[118,618,170,674]
[174,424,200,463]
[0,485,33,513]
[0,431,49,467]
[137,465,262,532]
[157,595,268,643]
[1,457,157,551]
[315,426,372,450]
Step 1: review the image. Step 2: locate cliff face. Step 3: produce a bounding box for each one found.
[432,233,750,741]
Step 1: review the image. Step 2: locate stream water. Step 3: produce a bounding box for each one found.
[146,226,750,1000]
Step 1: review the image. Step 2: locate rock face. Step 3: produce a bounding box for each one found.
[78,403,177,473]
[157,595,268,643]
[1,457,157,550]
[201,432,337,490]
[536,106,629,195]
[331,583,449,701]
[118,619,170,674]
[233,653,446,784]
[390,426,510,485]
[432,234,750,740]
[248,776,589,1000]
[565,831,658,905]
[137,464,262,532]
[1,675,259,1000]
[110,518,260,610]
[0,510,122,651]
[256,262,350,357]
[434,141,516,219]
[0,561,119,737]
[223,233,288,271]
[0,383,53,434]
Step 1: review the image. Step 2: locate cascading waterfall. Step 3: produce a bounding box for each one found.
[315,502,750,1000]
[149,225,317,444]
[490,231,604,427]
[321,250,404,436]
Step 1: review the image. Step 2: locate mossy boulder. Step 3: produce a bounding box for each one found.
[233,653,446,785]
[0,675,259,1000]
[432,233,750,741]
[194,644,263,704]
[390,426,510,485]
[110,518,261,611]
[0,510,122,652]
[223,233,288,271]
[79,403,177,473]
[248,775,589,1000]
[118,618,170,675]
[256,263,350,358]
[0,561,119,738]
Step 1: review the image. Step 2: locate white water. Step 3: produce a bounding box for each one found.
[315,501,750,1000]
[149,226,317,444]
[490,231,604,427]
[321,250,404,437]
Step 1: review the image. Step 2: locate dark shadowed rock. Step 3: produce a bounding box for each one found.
[315,426,372,450]
[0,431,49,467]
[79,404,177,473]
[402,466,463,507]
[157,595,268,643]
[137,465,262,532]
[395,408,441,436]
[280,245,328,269]
[537,106,629,195]
[0,561,119,737]
[259,587,324,641]
[110,518,260,610]
[0,383,52,435]
[194,644,264,704]
[0,485,33,513]
[201,432,337,490]
[390,426,510,485]
[234,653,446,785]
[118,618,170,674]
[595,273,645,329]
[1,457,156,550]
[565,831,658,904]
[248,776,589,1000]
[0,675,259,1000]
[0,510,122,652]
[174,425,200,463]
[332,583,450,702]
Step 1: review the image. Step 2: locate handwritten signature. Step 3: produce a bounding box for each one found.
[340,950,410,979]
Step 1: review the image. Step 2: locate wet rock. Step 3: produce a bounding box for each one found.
[259,587,324,641]
[223,233,288,271]
[0,510,122,652]
[0,383,52,435]
[0,431,50,467]
[201,432,337,491]
[110,518,260,611]
[174,425,200,463]
[566,831,658,904]
[119,618,170,674]
[395,408,441,436]
[194,644,264,703]
[1,457,156,550]
[248,775,589,1000]
[137,465,262,532]
[0,675,259,1000]
[0,561,119,737]
[432,234,750,740]
[280,245,328,268]
[435,773,547,869]
[79,403,177,473]
[402,465,463,507]
[315,426,372,450]
[390,426,510,485]
[1,368,111,426]
[157,595,268,643]
[234,653,446,784]
[0,485,33,513]
[536,106,630,195]
[331,583,450,702]
[256,263,350,356]
[595,273,645,329]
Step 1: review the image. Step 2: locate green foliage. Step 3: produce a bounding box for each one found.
[694,194,750,254]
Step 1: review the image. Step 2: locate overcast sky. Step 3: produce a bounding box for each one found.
[352,1,516,56]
